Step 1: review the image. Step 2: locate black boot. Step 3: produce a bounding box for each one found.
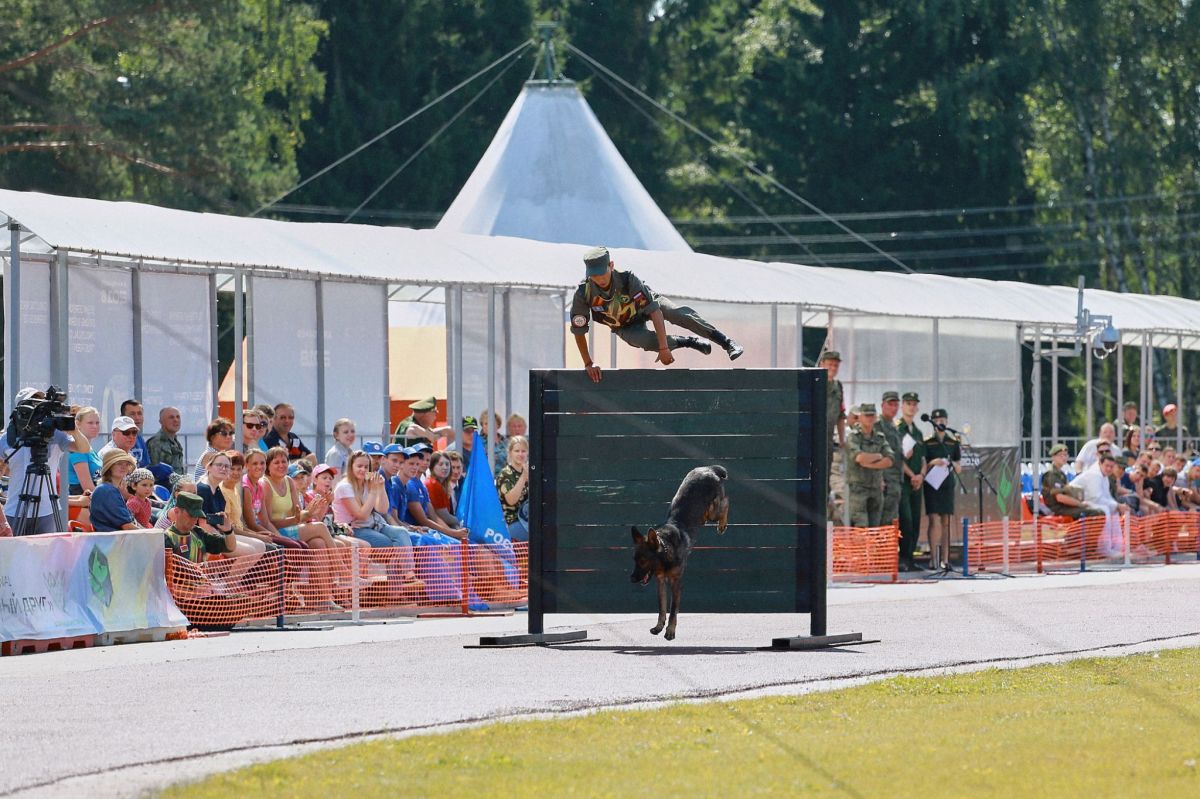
[676,336,712,355]
[723,338,744,360]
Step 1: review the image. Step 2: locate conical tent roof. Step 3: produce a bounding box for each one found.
[437,81,691,252]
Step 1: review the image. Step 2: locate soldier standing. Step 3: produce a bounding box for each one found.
[844,403,894,526]
[879,391,904,527]
[896,392,926,572]
[819,351,846,503]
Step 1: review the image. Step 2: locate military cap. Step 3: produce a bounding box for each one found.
[881,391,900,402]
[858,403,878,415]
[848,404,861,415]
[1123,400,1138,410]
[902,391,920,402]
[818,350,842,363]
[175,492,205,518]
[584,246,611,276]
[1048,443,1068,456]
[461,415,479,430]
[930,408,948,419]
[408,396,437,412]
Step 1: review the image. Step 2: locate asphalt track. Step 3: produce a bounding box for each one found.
[2,564,1198,797]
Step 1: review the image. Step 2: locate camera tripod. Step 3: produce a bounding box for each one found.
[5,442,65,537]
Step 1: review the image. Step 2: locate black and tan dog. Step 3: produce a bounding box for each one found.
[630,465,730,640]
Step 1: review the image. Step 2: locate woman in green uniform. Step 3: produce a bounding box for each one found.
[922,408,962,570]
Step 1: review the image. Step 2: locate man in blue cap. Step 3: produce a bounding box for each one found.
[379,443,410,525]
[570,246,743,382]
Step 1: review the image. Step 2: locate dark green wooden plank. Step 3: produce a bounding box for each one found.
[543,570,804,613]
[550,456,808,482]
[548,434,801,459]
[544,412,807,438]
[544,497,814,526]
[551,523,808,549]
[545,390,810,415]
[539,368,809,394]
[555,546,801,573]
[547,477,812,507]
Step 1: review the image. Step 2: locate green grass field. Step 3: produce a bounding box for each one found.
[163,647,1200,798]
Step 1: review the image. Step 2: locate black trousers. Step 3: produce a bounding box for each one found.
[898,486,922,559]
[615,298,727,352]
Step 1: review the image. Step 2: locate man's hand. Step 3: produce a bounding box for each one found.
[585,363,602,383]
[655,348,675,366]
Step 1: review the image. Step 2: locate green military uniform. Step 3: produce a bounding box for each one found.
[1040,446,1100,520]
[878,391,904,526]
[391,396,436,445]
[896,396,925,563]
[162,492,230,563]
[844,404,895,527]
[1153,423,1192,453]
[820,351,845,502]
[569,269,726,354]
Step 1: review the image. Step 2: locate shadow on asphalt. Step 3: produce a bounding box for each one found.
[547,644,865,656]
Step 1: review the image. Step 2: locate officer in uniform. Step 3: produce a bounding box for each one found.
[1041,444,1101,519]
[844,403,894,527]
[571,247,743,382]
[878,391,905,528]
[819,351,846,502]
[1154,403,1192,454]
[896,391,925,571]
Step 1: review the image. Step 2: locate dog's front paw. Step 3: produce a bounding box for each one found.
[664,628,676,641]
[650,624,663,635]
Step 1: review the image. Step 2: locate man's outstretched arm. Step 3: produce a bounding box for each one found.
[574,333,602,383]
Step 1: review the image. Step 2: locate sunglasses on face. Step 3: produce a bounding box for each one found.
[244,422,267,430]
[216,428,233,436]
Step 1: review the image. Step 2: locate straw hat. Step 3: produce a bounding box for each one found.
[100,449,137,479]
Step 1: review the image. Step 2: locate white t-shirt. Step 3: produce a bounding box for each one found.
[3,429,72,518]
[332,481,370,527]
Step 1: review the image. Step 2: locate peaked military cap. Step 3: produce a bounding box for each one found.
[1048,443,1068,456]
[408,396,437,412]
[584,246,611,276]
[881,391,899,402]
[901,391,920,402]
[858,403,878,415]
[819,350,842,362]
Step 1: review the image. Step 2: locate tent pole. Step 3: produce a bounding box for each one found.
[455,287,464,439]
[1085,342,1094,439]
[245,275,255,409]
[1177,334,1184,454]
[1032,326,1041,559]
[208,273,219,436]
[770,304,779,367]
[315,278,326,456]
[796,304,804,367]
[51,249,68,390]
[1051,352,1059,444]
[1116,340,1123,433]
[503,288,512,420]
[1013,323,1023,517]
[487,286,496,475]
[1140,335,1149,448]
[444,286,458,450]
[131,261,143,402]
[381,285,390,442]
[233,268,244,442]
[931,318,940,411]
[7,220,20,413]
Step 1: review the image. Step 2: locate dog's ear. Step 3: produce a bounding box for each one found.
[647,527,660,549]
[631,526,644,544]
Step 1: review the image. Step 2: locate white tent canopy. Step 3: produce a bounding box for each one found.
[3,188,1200,348]
[436,81,692,252]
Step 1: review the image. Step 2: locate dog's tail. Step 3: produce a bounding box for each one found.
[710,464,728,481]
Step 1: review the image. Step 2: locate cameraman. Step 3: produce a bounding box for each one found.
[1,387,90,535]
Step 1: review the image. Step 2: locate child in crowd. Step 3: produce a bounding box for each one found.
[290,461,313,507]
[124,468,157,528]
[325,418,356,472]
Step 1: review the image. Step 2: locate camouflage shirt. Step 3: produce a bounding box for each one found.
[569,270,659,334]
[844,425,895,490]
[879,416,905,484]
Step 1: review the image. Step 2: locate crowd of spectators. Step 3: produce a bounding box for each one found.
[0,392,530,605]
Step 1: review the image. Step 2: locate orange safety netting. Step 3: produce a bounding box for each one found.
[831,524,900,582]
[966,512,1200,573]
[165,541,529,629]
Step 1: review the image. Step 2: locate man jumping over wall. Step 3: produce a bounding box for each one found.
[571,246,743,383]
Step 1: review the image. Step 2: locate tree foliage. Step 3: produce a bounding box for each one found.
[0,0,326,211]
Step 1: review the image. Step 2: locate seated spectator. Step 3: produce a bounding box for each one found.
[426,451,464,531]
[324,417,356,472]
[261,446,335,549]
[495,436,530,541]
[445,416,478,475]
[197,450,268,560]
[1041,445,1099,519]
[241,409,269,453]
[1074,423,1117,474]
[221,451,275,549]
[1145,467,1181,511]
[68,406,103,495]
[401,445,463,539]
[308,463,372,552]
[124,467,157,528]
[479,410,508,474]
[193,418,235,482]
[98,415,140,461]
[146,406,185,474]
[445,450,465,517]
[392,397,454,447]
[290,460,313,497]
[252,403,275,426]
[332,450,417,582]
[157,476,198,530]
[1121,425,1141,455]
[364,441,385,473]
[240,449,302,549]
[120,399,152,468]
[163,491,235,563]
[264,403,317,465]
[378,444,408,525]
[505,413,527,439]
[91,450,140,532]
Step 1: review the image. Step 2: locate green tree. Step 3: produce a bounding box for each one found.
[0,0,326,211]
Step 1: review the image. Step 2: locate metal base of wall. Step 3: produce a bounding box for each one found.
[471,630,589,648]
[769,632,873,650]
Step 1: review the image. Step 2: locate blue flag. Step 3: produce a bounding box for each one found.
[460,431,520,587]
